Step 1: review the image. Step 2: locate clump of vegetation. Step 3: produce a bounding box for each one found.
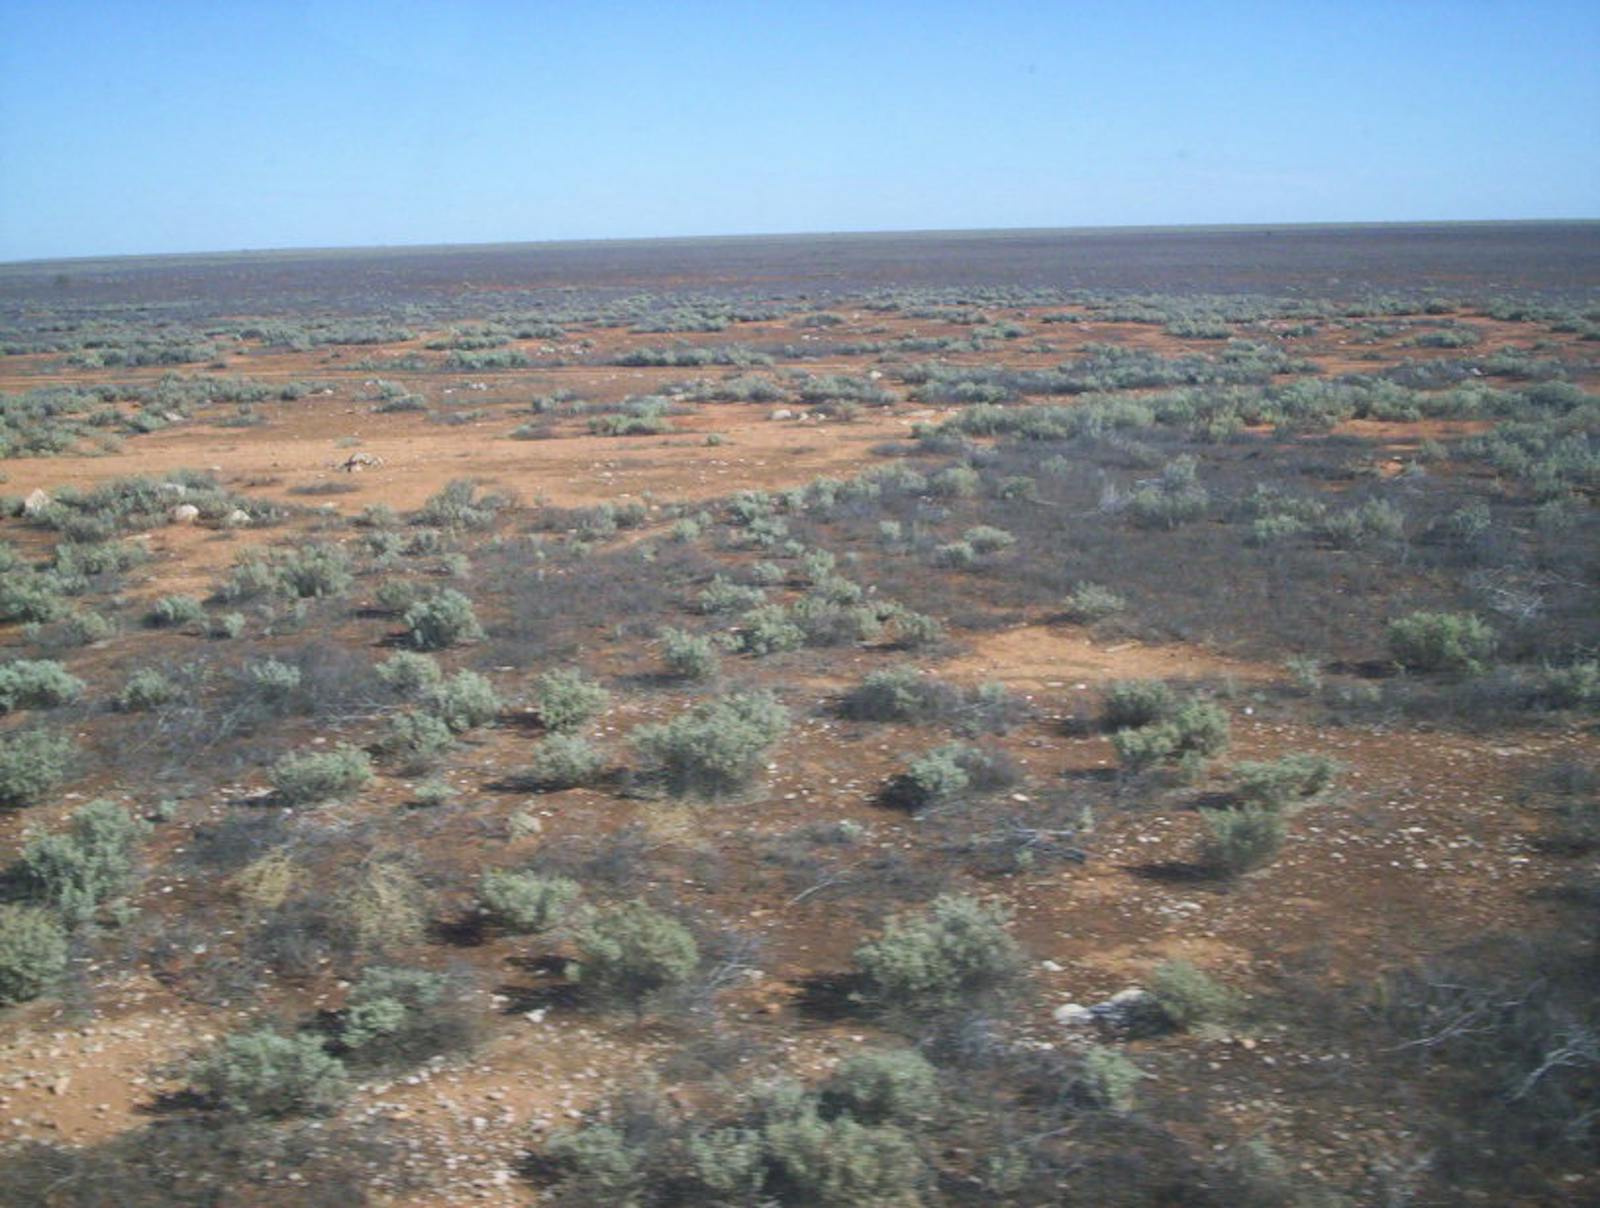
[115,667,176,712]
[853,894,1024,1016]
[336,966,477,1070]
[0,729,73,810]
[404,588,483,650]
[0,905,69,1005]
[571,901,700,1019]
[145,593,206,629]
[269,745,374,805]
[15,799,149,925]
[535,667,610,731]
[1148,959,1235,1030]
[1233,753,1339,809]
[0,659,84,712]
[1198,806,1285,876]
[189,1028,348,1118]
[659,627,720,680]
[883,742,1017,811]
[632,690,789,798]
[478,870,580,933]
[1387,610,1497,674]
[1111,698,1230,774]
[525,732,605,789]
[1061,582,1127,623]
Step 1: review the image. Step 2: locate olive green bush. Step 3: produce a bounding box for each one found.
[269,745,374,805]
[853,894,1024,1015]
[189,1029,348,1118]
[632,691,789,798]
[572,902,700,1019]
[0,659,84,712]
[0,729,73,810]
[0,905,69,1004]
[478,870,580,933]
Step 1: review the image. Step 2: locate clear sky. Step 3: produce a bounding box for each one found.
[1,0,1596,261]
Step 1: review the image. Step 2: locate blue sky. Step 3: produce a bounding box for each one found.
[1,1,1596,260]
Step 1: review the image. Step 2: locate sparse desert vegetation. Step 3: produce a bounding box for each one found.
[0,228,1597,1207]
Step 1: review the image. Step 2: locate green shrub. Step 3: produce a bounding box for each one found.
[145,594,206,629]
[58,610,117,646]
[928,465,980,498]
[336,966,473,1069]
[375,650,444,698]
[632,691,789,798]
[1540,661,1600,710]
[1387,610,1497,674]
[1233,753,1339,809]
[853,894,1024,1015]
[403,589,482,650]
[841,666,946,722]
[525,732,604,789]
[1148,959,1235,1030]
[1102,680,1177,730]
[535,668,609,732]
[886,742,1014,810]
[430,669,500,733]
[115,667,176,712]
[0,730,73,809]
[189,1029,348,1118]
[478,870,580,933]
[243,658,301,704]
[1062,583,1127,623]
[379,710,453,773]
[0,575,67,624]
[0,905,69,1004]
[544,1124,646,1204]
[0,660,84,711]
[884,607,945,649]
[1079,1045,1141,1112]
[963,525,1015,554]
[273,543,353,598]
[17,800,148,925]
[1198,807,1285,876]
[269,745,373,805]
[572,902,700,1018]
[763,1111,925,1207]
[737,604,806,654]
[1112,699,1230,773]
[696,575,766,615]
[821,1049,940,1124]
[659,627,720,680]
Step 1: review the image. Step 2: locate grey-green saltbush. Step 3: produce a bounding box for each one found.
[1102,680,1176,730]
[821,1048,940,1124]
[1064,581,1128,623]
[1111,700,1230,773]
[478,870,579,933]
[381,710,454,773]
[535,667,609,732]
[572,901,700,1018]
[1233,753,1339,809]
[632,691,789,798]
[0,730,73,810]
[1079,1045,1142,1112]
[1198,806,1284,876]
[853,894,1024,1015]
[189,1029,348,1118]
[269,745,374,805]
[525,732,604,790]
[0,906,69,1004]
[404,589,483,651]
[762,1109,925,1207]
[376,650,444,698]
[145,594,206,629]
[659,627,720,681]
[1386,610,1496,674]
[431,669,500,733]
[115,667,176,712]
[17,800,148,925]
[0,660,84,712]
[737,604,806,655]
[1148,959,1235,1030]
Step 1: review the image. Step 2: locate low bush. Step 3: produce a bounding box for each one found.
[535,668,609,732]
[1198,806,1285,876]
[819,1048,940,1125]
[337,966,476,1070]
[15,800,149,925]
[1102,680,1177,730]
[572,901,700,1019]
[659,627,720,680]
[189,1029,348,1118]
[1387,610,1497,674]
[403,589,482,650]
[115,667,176,712]
[525,732,605,790]
[853,894,1024,1016]
[375,650,444,698]
[379,710,454,773]
[145,594,206,629]
[1078,1045,1142,1112]
[1062,583,1127,623]
[430,669,500,733]
[0,905,69,1004]
[478,870,580,933]
[762,1111,925,1207]
[269,745,374,805]
[1233,753,1339,809]
[1148,959,1235,1029]
[0,729,73,809]
[632,691,789,798]
[0,659,84,711]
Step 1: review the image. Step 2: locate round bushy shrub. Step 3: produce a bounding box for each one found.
[573,902,699,1018]
[821,1049,940,1124]
[478,870,579,933]
[0,660,84,712]
[632,691,789,798]
[0,730,73,810]
[525,732,604,790]
[535,668,609,732]
[269,745,374,805]
[659,628,720,681]
[853,895,1024,1015]
[0,905,69,1004]
[190,1029,348,1117]
[1198,806,1285,877]
[1387,610,1496,674]
[403,589,482,651]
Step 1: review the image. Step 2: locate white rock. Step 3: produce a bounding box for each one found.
[21,489,51,516]
[223,509,251,527]
[768,408,793,421]
[1053,1003,1094,1027]
[169,504,200,525]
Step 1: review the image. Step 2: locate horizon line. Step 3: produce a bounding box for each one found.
[5,217,1598,272]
